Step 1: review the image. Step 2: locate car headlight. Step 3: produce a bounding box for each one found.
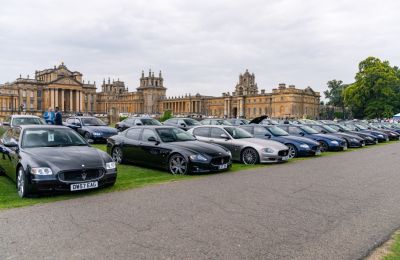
[366,136,373,140]
[351,138,358,142]
[299,144,310,149]
[330,140,339,145]
[262,148,274,153]
[93,132,102,136]
[189,154,208,162]
[226,150,232,157]
[106,162,116,170]
[377,134,384,138]
[31,167,53,175]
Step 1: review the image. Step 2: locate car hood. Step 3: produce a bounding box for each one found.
[310,133,344,141]
[232,138,288,150]
[84,126,118,133]
[361,129,387,136]
[249,115,268,124]
[276,135,320,145]
[22,146,106,172]
[330,132,363,140]
[164,141,230,157]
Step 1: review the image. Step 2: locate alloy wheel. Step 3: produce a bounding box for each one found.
[319,141,328,152]
[242,148,259,165]
[84,132,91,140]
[169,154,188,175]
[112,147,123,164]
[17,168,26,198]
[287,144,297,159]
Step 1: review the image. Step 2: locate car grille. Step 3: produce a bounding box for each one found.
[211,156,231,165]
[311,145,319,151]
[278,150,289,156]
[58,168,105,182]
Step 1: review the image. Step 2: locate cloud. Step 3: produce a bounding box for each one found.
[1,0,400,98]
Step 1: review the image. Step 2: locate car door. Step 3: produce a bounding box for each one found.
[122,128,142,163]
[137,129,164,166]
[0,129,13,178]
[7,128,21,181]
[209,127,230,148]
[75,118,85,136]
[253,126,270,139]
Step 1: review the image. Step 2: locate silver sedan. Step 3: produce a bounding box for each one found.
[187,125,290,164]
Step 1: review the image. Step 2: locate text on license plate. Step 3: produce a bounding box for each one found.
[71,181,98,191]
[316,150,321,155]
[282,156,289,160]
[343,146,348,150]
[219,164,228,170]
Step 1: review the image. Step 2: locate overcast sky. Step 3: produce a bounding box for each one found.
[1,0,400,98]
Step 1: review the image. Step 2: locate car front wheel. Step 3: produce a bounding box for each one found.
[84,132,91,141]
[319,141,329,152]
[241,148,259,165]
[112,147,123,164]
[286,144,298,159]
[169,154,188,175]
[17,167,29,198]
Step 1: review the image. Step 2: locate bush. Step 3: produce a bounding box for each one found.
[159,110,172,122]
[119,116,128,122]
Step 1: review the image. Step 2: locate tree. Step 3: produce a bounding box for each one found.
[344,57,400,119]
[324,80,346,119]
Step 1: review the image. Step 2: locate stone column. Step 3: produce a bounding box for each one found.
[50,89,54,108]
[70,90,74,112]
[239,98,244,117]
[61,90,65,112]
[76,91,80,112]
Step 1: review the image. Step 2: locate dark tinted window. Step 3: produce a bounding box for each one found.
[210,128,226,138]
[141,119,162,126]
[193,127,210,137]
[141,129,157,142]
[126,128,141,140]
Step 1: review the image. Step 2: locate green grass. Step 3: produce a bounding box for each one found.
[0,141,397,210]
[384,232,400,260]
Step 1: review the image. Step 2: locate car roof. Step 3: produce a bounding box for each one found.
[17,125,70,130]
[129,125,174,129]
[11,115,41,119]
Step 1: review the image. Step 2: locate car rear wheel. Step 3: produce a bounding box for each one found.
[319,141,329,152]
[84,132,91,140]
[241,148,259,165]
[169,154,188,175]
[112,147,124,164]
[17,167,28,198]
[286,144,298,159]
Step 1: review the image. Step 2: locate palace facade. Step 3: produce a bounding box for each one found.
[0,64,320,120]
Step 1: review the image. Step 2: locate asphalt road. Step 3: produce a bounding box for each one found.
[1,143,400,260]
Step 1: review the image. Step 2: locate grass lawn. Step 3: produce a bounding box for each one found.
[384,232,400,260]
[0,141,396,210]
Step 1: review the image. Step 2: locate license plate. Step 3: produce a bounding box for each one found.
[282,156,289,160]
[71,181,98,191]
[343,146,348,151]
[362,143,365,147]
[375,140,378,144]
[316,150,321,155]
[218,164,228,170]
[398,137,400,140]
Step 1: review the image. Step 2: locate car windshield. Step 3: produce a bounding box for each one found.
[216,120,232,125]
[81,117,106,126]
[224,127,253,139]
[344,124,356,130]
[183,119,201,126]
[267,126,289,136]
[328,124,342,131]
[142,119,162,125]
[156,128,196,142]
[355,124,368,130]
[21,128,87,148]
[321,125,337,133]
[300,126,319,134]
[13,117,45,126]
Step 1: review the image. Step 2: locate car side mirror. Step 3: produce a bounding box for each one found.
[2,122,10,126]
[136,123,143,126]
[4,139,18,148]
[299,132,305,136]
[147,136,159,144]
[265,133,271,138]
[220,133,230,140]
[321,130,327,134]
[180,123,187,127]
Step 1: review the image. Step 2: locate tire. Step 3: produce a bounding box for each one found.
[169,154,188,175]
[319,141,329,152]
[112,147,124,164]
[241,148,259,165]
[286,144,298,159]
[17,167,29,198]
[84,132,91,141]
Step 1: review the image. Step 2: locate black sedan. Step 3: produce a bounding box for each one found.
[107,126,232,175]
[325,123,378,145]
[305,124,366,148]
[0,125,117,198]
[65,116,118,142]
[115,117,162,132]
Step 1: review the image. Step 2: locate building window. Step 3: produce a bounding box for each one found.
[37,90,42,98]
[37,101,42,110]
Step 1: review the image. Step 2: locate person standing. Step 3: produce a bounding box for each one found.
[54,107,63,125]
[43,107,55,124]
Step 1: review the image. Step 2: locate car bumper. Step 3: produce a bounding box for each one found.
[348,140,365,148]
[328,143,347,151]
[297,147,321,156]
[189,160,232,173]
[28,171,117,193]
[259,152,289,163]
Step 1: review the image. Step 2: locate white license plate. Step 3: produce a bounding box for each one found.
[282,156,289,160]
[362,143,365,147]
[375,140,379,144]
[316,150,321,155]
[398,137,400,140]
[343,146,348,151]
[386,138,389,141]
[71,181,98,191]
[218,164,228,170]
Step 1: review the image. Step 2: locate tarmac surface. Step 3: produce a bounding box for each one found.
[1,142,400,260]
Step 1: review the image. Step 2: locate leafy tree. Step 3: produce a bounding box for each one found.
[324,80,346,119]
[344,57,400,119]
[159,110,172,122]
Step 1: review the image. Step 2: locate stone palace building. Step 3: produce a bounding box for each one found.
[0,63,320,120]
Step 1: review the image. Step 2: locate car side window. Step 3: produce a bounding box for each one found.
[12,128,21,141]
[210,128,226,139]
[177,119,185,125]
[288,127,302,135]
[2,129,13,142]
[241,126,253,134]
[254,127,268,135]
[135,119,143,125]
[201,120,210,125]
[169,119,178,124]
[141,129,156,142]
[193,127,210,137]
[66,118,75,124]
[126,128,141,140]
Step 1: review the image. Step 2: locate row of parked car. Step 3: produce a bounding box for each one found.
[0,114,399,198]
